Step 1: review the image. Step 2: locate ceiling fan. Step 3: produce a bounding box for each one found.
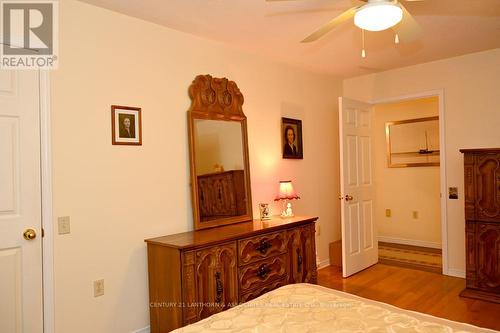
[266,0,424,44]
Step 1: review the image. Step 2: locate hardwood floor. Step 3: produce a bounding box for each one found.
[318,264,500,331]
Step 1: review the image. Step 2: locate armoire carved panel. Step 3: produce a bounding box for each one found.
[460,148,500,303]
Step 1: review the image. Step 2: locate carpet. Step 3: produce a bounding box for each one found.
[378,242,442,274]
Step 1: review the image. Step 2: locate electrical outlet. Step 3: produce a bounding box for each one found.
[412,211,419,219]
[385,209,391,218]
[58,216,70,235]
[94,279,104,297]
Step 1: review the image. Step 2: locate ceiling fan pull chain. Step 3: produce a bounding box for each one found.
[361,29,367,58]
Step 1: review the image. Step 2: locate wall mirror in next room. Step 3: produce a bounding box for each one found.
[385,116,440,168]
[187,75,253,230]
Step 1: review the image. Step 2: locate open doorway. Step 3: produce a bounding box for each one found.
[338,91,447,278]
[373,97,442,274]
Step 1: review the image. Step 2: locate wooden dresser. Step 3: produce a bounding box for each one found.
[145,216,317,332]
[460,148,500,303]
[197,170,246,221]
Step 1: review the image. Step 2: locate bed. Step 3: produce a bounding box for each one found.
[172,283,497,333]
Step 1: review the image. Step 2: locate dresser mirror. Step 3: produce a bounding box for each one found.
[188,75,252,230]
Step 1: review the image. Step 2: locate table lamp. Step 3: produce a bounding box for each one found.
[274,180,300,218]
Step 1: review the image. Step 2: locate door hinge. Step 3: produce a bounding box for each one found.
[42,228,45,238]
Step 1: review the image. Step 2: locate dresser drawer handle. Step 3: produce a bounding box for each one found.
[297,248,303,272]
[255,240,272,254]
[215,271,223,303]
[256,264,271,280]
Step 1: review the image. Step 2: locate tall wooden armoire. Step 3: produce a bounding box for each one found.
[460,148,500,303]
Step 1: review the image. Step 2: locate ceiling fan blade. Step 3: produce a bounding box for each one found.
[301,6,358,43]
[392,3,422,42]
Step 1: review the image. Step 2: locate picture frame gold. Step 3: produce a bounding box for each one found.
[385,116,439,168]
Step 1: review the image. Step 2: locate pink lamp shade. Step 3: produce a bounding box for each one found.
[274,181,300,201]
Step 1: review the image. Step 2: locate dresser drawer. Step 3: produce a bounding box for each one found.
[239,254,288,293]
[238,231,287,266]
[146,217,318,333]
[240,278,288,303]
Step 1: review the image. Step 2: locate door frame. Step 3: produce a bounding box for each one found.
[370,89,449,276]
[40,70,55,333]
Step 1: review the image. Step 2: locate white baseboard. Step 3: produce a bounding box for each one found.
[317,258,330,269]
[377,236,441,249]
[446,268,466,278]
[131,326,150,333]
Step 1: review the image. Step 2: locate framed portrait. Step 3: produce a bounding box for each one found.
[111,105,142,146]
[281,117,303,159]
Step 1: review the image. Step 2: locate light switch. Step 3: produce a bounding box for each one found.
[94,279,104,297]
[412,211,419,219]
[58,216,70,235]
[385,209,391,218]
[449,187,458,199]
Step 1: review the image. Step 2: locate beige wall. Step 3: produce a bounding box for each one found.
[344,48,500,276]
[374,98,441,246]
[50,1,342,332]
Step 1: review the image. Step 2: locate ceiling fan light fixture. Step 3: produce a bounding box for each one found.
[354,2,403,32]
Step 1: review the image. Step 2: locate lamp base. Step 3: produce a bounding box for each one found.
[280,201,294,218]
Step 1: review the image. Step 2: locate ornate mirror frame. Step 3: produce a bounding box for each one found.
[187,75,253,230]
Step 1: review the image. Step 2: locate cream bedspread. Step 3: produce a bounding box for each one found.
[173,283,498,333]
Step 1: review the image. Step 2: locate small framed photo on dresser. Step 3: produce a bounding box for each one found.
[111,105,142,146]
[259,203,271,221]
[281,117,303,159]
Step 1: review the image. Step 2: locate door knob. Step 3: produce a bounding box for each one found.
[345,195,354,201]
[23,228,37,240]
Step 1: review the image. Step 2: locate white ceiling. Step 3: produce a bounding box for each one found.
[78,0,500,77]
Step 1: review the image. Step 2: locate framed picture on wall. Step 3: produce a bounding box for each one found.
[111,105,142,146]
[281,117,303,159]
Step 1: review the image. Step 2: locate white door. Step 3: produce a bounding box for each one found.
[338,97,377,277]
[0,69,43,332]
